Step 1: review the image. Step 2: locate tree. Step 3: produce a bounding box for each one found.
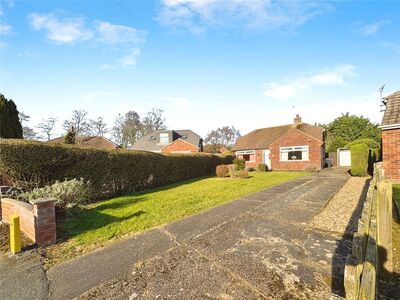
[204,126,241,150]
[322,113,381,152]
[112,111,142,148]
[64,126,76,144]
[141,108,166,136]
[19,111,38,140]
[63,110,90,135]
[0,94,23,138]
[89,117,108,136]
[37,117,57,141]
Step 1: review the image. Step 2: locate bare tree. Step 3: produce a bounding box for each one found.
[37,117,57,141]
[63,110,90,135]
[112,111,142,148]
[89,117,108,136]
[141,108,166,136]
[204,126,241,150]
[19,111,38,140]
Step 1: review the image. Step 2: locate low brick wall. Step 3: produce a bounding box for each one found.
[1,197,56,246]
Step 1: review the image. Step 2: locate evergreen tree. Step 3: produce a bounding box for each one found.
[0,94,23,138]
[64,126,76,144]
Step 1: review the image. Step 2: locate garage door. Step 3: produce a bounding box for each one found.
[338,149,351,166]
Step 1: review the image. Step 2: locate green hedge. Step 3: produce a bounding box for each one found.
[345,138,380,151]
[0,139,233,198]
[350,143,369,176]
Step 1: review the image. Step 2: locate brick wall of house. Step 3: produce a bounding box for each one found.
[382,128,400,181]
[1,198,57,246]
[270,128,324,171]
[236,150,264,168]
[161,139,199,153]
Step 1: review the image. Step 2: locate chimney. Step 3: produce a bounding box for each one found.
[293,114,301,125]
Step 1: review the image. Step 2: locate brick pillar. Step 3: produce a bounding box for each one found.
[30,198,57,246]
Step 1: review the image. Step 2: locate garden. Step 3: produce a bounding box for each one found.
[0,139,307,266]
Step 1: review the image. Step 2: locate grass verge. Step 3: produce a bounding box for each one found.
[43,171,307,267]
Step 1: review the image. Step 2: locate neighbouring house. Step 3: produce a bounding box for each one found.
[131,129,203,153]
[380,90,400,181]
[48,136,120,150]
[231,115,326,171]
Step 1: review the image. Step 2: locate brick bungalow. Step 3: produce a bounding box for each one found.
[131,129,203,153]
[48,136,120,150]
[231,115,326,171]
[380,90,400,181]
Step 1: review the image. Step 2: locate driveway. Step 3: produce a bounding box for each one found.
[49,168,352,299]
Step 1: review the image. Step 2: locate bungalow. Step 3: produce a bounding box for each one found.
[380,90,400,181]
[231,115,326,171]
[131,129,203,153]
[48,136,120,150]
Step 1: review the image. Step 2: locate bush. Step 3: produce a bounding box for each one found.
[0,140,234,199]
[257,164,268,172]
[227,164,238,177]
[233,158,245,170]
[231,169,249,179]
[216,165,229,178]
[21,178,90,209]
[345,138,380,150]
[350,144,369,176]
[246,166,255,171]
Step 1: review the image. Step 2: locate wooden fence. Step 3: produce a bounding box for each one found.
[344,163,393,299]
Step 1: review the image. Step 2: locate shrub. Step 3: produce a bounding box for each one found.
[304,164,318,173]
[233,158,245,170]
[227,164,238,177]
[20,178,90,209]
[0,139,234,199]
[257,164,268,172]
[350,144,369,177]
[216,165,229,178]
[345,138,380,150]
[231,169,249,179]
[246,166,255,171]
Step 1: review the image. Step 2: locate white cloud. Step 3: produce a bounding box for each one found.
[164,96,190,107]
[263,65,355,100]
[157,0,330,34]
[0,23,11,35]
[28,12,92,43]
[82,90,117,101]
[28,12,147,68]
[359,21,389,36]
[94,21,147,45]
[381,41,400,54]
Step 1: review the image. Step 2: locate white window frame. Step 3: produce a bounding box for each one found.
[280,145,309,162]
[159,133,169,144]
[236,150,256,162]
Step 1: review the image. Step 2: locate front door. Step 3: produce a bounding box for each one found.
[263,150,271,170]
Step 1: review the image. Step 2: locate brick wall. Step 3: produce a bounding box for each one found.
[236,150,264,168]
[382,128,400,181]
[162,139,199,153]
[270,128,324,171]
[1,198,56,246]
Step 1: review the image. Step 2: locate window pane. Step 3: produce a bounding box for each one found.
[281,152,288,161]
[288,151,302,160]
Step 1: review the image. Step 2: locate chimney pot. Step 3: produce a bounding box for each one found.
[294,114,302,125]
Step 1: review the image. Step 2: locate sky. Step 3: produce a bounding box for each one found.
[0,0,399,140]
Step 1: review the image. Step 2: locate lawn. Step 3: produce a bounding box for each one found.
[61,171,307,248]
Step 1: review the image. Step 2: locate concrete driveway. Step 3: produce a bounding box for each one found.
[48,168,351,299]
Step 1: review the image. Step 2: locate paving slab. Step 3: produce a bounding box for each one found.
[47,228,175,300]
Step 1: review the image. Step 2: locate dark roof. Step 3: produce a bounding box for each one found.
[382,90,400,127]
[131,129,202,152]
[48,136,120,150]
[231,123,324,151]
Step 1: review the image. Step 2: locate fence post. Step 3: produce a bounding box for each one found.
[10,214,21,254]
[376,180,393,275]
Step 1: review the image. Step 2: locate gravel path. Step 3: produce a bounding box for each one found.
[308,177,370,236]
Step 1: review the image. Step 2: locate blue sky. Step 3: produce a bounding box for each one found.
[0,0,399,139]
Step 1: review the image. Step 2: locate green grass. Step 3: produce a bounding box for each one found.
[394,184,400,218]
[63,171,307,247]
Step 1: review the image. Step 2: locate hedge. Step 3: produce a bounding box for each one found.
[345,138,380,151]
[350,143,369,176]
[0,139,233,199]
